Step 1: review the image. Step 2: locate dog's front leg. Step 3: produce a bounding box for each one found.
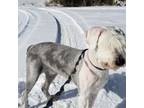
[79,66,98,108]
[79,88,98,108]
[79,91,89,108]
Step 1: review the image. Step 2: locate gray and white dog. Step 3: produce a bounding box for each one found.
[19,26,126,108]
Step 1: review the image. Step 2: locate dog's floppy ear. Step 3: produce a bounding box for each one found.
[85,27,105,49]
[106,26,125,37]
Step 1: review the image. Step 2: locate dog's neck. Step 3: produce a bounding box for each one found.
[84,50,106,71]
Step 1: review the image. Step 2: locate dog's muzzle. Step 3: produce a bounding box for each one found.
[115,54,125,66]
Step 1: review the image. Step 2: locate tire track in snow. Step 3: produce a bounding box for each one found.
[49,8,85,48]
[18,9,38,38]
[39,8,87,49]
[18,9,30,37]
[61,9,89,31]
[18,8,41,50]
[51,15,62,44]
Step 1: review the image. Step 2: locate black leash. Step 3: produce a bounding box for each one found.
[43,49,88,108]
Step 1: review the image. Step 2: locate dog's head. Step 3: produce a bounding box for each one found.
[86,26,126,70]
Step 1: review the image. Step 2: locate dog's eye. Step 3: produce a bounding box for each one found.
[102,62,109,67]
[104,62,108,66]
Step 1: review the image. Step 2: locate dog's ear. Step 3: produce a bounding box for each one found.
[106,26,126,37]
[85,27,105,49]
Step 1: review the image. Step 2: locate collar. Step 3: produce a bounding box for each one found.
[84,51,106,72]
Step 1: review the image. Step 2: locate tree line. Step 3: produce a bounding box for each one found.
[45,0,126,7]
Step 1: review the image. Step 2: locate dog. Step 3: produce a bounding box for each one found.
[19,26,126,108]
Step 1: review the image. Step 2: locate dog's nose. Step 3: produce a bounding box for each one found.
[115,55,125,66]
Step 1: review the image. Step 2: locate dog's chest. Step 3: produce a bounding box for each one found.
[79,62,108,91]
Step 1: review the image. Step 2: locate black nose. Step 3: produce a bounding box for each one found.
[115,55,125,66]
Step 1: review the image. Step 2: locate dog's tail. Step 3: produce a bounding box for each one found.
[27,45,34,55]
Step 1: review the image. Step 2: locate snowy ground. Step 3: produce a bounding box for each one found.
[18,4,126,108]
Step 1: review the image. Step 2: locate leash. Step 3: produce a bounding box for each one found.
[43,49,88,108]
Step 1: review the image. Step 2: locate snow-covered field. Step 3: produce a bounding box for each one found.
[18,3,126,108]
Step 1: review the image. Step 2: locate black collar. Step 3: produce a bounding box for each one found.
[84,51,106,71]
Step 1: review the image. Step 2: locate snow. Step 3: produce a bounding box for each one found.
[18,3,126,108]
[19,0,47,7]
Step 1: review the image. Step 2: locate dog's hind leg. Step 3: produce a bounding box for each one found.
[42,70,57,101]
[23,56,42,108]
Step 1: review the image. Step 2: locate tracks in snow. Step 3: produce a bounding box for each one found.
[19,7,87,49]
[40,8,87,49]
